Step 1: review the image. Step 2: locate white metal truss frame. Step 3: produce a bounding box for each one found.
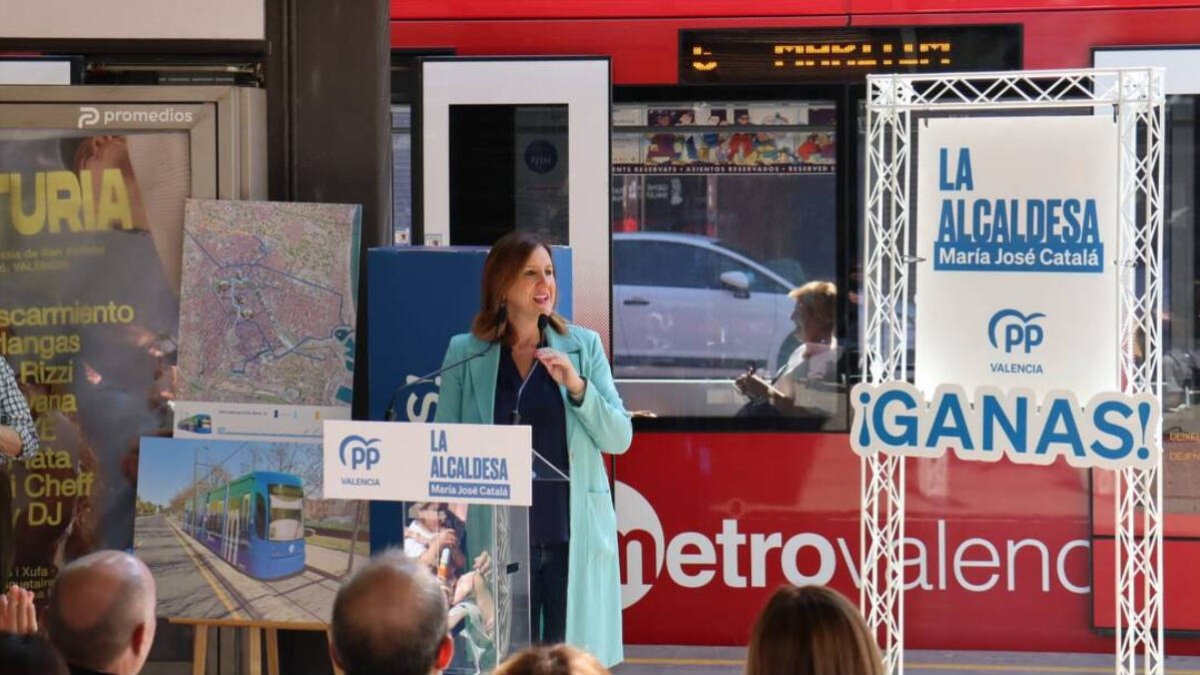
[862,68,1165,675]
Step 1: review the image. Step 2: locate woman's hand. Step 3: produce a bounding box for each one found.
[535,348,585,399]
[473,551,492,579]
[735,373,773,399]
[433,528,459,551]
[453,572,476,605]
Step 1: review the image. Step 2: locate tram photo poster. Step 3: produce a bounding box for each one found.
[134,437,369,623]
[0,129,190,595]
[914,115,1119,399]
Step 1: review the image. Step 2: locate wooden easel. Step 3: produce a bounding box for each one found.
[170,618,345,675]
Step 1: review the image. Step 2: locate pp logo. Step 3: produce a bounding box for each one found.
[77,106,100,129]
[988,308,1046,354]
[339,435,381,471]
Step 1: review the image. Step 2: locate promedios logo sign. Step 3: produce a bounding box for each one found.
[76,105,196,129]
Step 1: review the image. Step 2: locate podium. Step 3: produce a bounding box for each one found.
[357,245,575,672]
[325,420,542,673]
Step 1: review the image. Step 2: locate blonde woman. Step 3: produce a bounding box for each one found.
[735,281,843,424]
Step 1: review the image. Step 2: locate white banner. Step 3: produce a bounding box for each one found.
[172,401,349,441]
[915,116,1119,399]
[323,421,532,506]
[0,0,264,40]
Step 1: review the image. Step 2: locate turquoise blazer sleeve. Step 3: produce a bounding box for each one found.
[567,328,633,455]
[433,334,468,424]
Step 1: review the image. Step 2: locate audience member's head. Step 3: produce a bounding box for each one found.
[788,281,837,344]
[493,644,610,675]
[0,631,70,675]
[44,550,158,675]
[331,549,453,675]
[745,585,884,675]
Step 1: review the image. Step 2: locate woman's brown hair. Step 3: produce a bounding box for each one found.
[744,585,885,675]
[471,231,568,341]
[493,644,609,675]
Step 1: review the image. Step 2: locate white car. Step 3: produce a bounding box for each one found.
[612,232,800,379]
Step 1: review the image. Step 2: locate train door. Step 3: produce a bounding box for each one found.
[241,493,251,565]
[222,485,235,564]
[255,491,267,543]
[1089,46,1200,632]
[414,57,614,348]
[228,499,241,568]
[226,492,247,570]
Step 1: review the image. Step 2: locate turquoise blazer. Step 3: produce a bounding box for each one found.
[434,323,633,667]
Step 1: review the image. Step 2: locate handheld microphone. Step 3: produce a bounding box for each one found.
[383,307,507,421]
[437,546,452,582]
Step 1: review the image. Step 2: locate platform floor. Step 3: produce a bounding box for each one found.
[142,643,1200,674]
[612,646,1200,675]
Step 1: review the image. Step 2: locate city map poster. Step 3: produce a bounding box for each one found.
[176,199,360,407]
[0,130,189,596]
[135,437,369,623]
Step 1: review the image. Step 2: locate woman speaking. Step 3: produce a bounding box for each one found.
[434,232,633,667]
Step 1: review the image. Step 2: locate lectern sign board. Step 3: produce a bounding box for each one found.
[323,420,533,506]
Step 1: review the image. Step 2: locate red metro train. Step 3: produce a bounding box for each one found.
[390,0,1200,654]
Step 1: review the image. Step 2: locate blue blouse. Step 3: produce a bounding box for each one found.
[494,346,570,545]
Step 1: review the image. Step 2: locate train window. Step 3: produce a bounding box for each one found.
[391,104,413,244]
[447,104,569,245]
[1162,93,1200,521]
[611,98,844,428]
[255,493,266,541]
[268,484,304,541]
[208,495,223,536]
